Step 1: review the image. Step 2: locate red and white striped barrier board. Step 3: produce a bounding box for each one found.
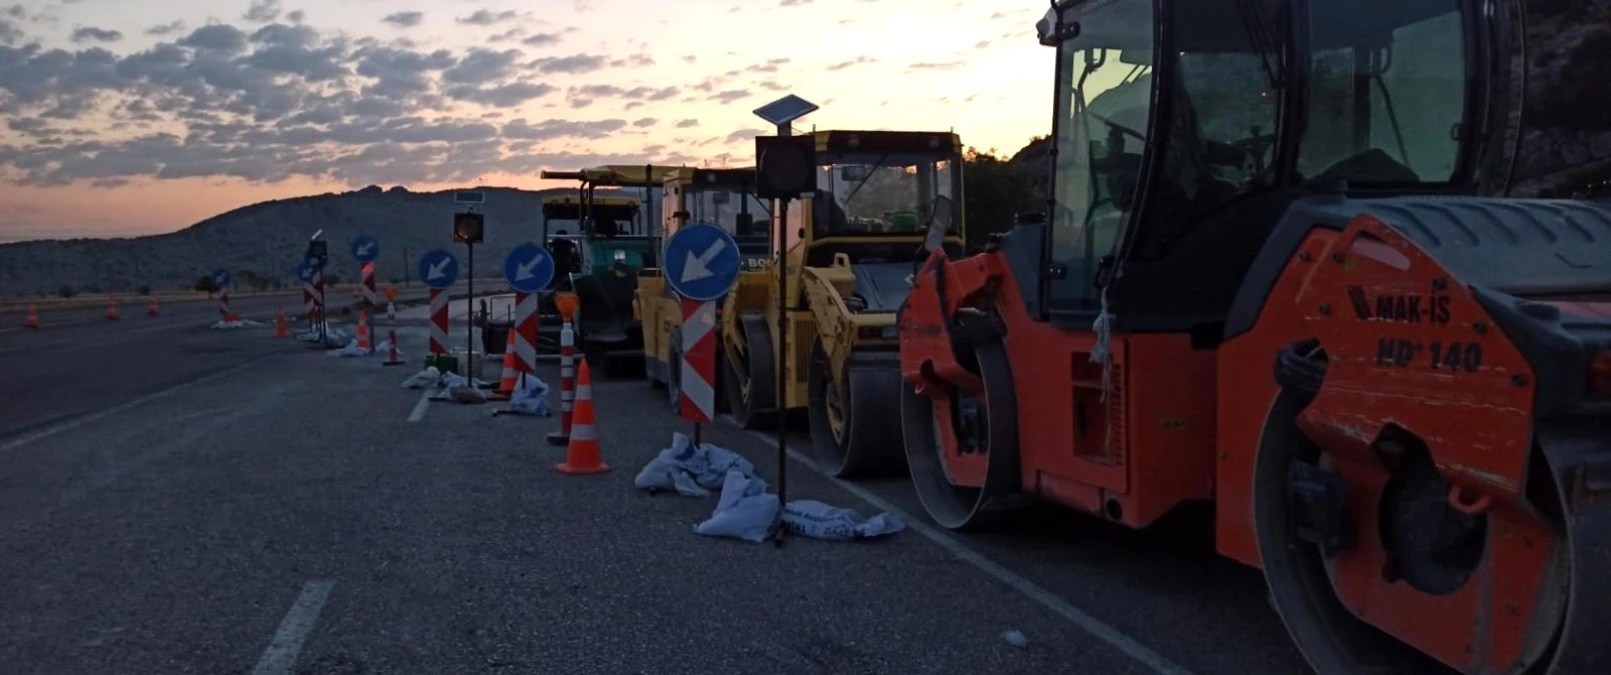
[428,288,449,355]
[312,270,325,321]
[679,298,718,423]
[360,262,377,307]
[513,291,539,376]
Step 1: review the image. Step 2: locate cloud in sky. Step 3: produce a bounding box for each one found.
[69,26,122,43]
[381,12,423,28]
[0,0,1050,236]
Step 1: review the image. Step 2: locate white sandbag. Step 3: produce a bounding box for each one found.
[504,374,552,416]
[781,500,905,540]
[635,433,756,496]
[693,470,778,543]
[401,367,442,389]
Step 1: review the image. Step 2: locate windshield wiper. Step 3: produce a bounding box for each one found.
[842,152,891,205]
[1236,0,1283,90]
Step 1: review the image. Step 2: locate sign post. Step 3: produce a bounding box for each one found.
[752,93,819,547]
[453,199,485,376]
[503,243,555,393]
[417,249,459,359]
[305,243,329,347]
[663,223,742,446]
[213,269,233,321]
[351,235,380,309]
[297,262,316,328]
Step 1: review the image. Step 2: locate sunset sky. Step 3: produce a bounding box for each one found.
[0,0,1051,241]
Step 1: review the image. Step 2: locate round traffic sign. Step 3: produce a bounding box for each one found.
[213,268,232,288]
[305,254,327,272]
[417,248,459,289]
[351,235,380,263]
[504,242,554,294]
[663,222,741,301]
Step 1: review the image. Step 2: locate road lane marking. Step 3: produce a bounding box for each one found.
[407,389,432,422]
[251,580,335,675]
[0,363,254,453]
[738,426,1198,675]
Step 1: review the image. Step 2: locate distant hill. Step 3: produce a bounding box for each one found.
[0,185,638,297]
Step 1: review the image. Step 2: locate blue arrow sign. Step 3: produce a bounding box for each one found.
[296,262,314,283]
[417,248,459,289]
[503,242,554,294]
[664,222,741,302]
[351,235,380,263]
[213,268,231,288]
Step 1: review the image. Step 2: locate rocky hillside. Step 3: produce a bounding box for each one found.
[1505,0,1611,197]
[0,185,636,297]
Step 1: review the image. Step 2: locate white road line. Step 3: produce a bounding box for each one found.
[739,426,1198,675]
[251,580,335,675]
[0,363,254,454]
[406,389,432,422]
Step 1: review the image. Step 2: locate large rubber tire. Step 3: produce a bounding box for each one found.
[901,339,1020,530]
[808,339,905,477]
[723,314,775,429]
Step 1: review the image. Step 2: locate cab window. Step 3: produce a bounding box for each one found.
[1299,0,1467,183]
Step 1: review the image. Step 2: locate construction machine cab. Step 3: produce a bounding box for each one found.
[1035,0,1489,330]
[795,130,966,269]
[661,167,772,269]
[537,165,679,371]
[540,195,645,289]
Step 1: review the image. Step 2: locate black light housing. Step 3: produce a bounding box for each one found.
[454,212,485,244]
[754,135,816,200]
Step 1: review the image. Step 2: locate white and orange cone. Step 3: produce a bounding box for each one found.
[495,329,518,397]
[355,310,371,353]
[556,359,610,475]
[24,303,39,330]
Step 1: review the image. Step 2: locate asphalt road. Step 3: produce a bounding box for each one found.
[0,308,1319,674]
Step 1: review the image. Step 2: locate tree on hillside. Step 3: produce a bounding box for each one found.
[962,147,1043,252]
[194,275,219,297]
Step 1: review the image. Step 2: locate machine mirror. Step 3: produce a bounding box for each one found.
[922,195,955,254]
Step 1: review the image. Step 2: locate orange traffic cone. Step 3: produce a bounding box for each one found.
[356,310,371,353]
[495,329,518,397]
[274,307,289,338]
[147,298,158,317]
[105,298,120,321]
[556,359,610,475]
[24,303,39,330]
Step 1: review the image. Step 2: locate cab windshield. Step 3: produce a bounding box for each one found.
[686,187,770,238]
[1299,0,1468,184]
[812,153,959,237]
[1047,0,1155,309]
[542,202,645,238]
